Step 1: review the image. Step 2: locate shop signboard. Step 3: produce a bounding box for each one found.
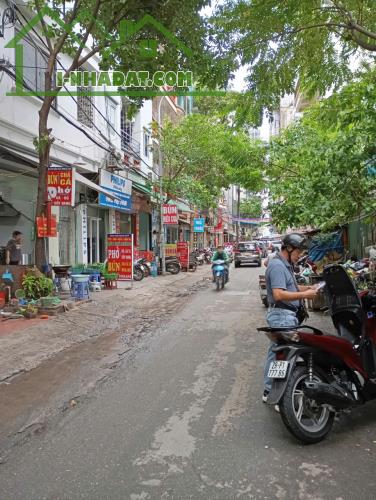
[107,233,133,280]
[193,218,205,233]
[177,241,189,269]
[164,243,177,257]
[163,204,178,225]
[99,170,132,211]
[47,167,73,206]
[36,215,57,237]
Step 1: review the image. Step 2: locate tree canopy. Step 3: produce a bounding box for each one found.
[159,112,265,209]
[239,196,263,218]
[267,68,376,230]
[214,0,376,121]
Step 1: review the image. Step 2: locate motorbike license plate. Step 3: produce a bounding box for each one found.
[268,361,289,379]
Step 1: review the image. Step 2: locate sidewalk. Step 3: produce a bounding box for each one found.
[0,267,211,383]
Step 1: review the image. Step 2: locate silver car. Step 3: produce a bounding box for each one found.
[234,242,262,267]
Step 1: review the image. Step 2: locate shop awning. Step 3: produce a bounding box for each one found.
[75,172,120,200]
[132,181,151,196]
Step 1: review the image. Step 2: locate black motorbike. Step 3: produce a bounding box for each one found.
[133,259,146,281]
[157,256,181,275]
[137,257,151,277]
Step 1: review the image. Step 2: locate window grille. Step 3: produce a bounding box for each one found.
[77,87,94,128]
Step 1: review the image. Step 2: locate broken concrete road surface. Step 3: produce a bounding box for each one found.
[1,266,376,499]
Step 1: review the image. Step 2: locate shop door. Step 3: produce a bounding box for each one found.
[59,206,73,264]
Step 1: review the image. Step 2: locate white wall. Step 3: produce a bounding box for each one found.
[0,2,122,172]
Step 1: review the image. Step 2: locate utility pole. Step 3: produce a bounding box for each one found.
[236,185,240,246]
[157,96,166,275]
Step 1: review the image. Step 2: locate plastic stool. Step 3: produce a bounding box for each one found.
[89,273,101,283]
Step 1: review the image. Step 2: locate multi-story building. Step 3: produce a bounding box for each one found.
[0,1,156,266]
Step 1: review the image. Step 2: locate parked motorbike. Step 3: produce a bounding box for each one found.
[192,249,205,266]
[212,259,227,291]
[258,264,376,444]
[204,249,213,264]
[137,257,151,277]
[259,274,268,307]
[133,259,145,281]
[189,252,198,272]
[157,256,181,275]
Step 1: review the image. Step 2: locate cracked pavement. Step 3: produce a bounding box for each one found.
[1,265,376,499]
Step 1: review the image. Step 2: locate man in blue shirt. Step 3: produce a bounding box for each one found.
[263,233,318,404]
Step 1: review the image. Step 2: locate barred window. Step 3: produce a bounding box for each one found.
[77,87,94,128]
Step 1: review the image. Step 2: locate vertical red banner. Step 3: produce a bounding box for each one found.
[47,167,73,206]
[177,241,189,269]
[107,234,133,280]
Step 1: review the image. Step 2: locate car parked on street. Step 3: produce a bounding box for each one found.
[234,241,262,267]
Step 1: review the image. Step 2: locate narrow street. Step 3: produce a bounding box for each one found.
[1,266,376,499]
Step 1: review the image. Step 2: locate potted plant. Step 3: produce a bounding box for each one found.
[22,303,38,319]
[22,274,54,300]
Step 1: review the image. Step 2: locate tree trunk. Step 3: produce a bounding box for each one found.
[34,101,53,269]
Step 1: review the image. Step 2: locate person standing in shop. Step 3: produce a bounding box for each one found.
[5,230,23,265]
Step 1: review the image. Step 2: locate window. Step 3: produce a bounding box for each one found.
[143,129,151,158]
[18,31,49,92]
[77,87,94,128]
[120,110,133,149]
[105,97,117,137]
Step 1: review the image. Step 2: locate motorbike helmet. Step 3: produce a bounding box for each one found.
[282,233,307,251]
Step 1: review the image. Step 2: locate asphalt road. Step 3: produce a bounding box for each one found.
[1,265,376,499]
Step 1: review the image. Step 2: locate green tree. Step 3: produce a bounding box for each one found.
[215,0,376,120]
[239,196,262,218]
[268,68,376,229]
[16,1,229,267]
[160,113,265,209]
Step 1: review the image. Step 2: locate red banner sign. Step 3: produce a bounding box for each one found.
[177,241,189,269]
[163,204,178,225]
[135,250,155,262]
[36,215,57,237]
[107,233,133,280]
[47,167,73,206]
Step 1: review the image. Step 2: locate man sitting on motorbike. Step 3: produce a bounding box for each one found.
[211,245,229,282]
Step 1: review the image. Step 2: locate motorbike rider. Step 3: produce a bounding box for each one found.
[212,245,229,282]
[263,233,318,404]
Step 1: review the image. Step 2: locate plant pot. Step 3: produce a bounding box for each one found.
[24,311,37,319]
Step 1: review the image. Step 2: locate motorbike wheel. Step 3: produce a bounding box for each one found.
[133,268,144,281]
[221,276,225,289]
[168,263,180,275]
[262,297,268,307]
[279,365,335,444]
[190,263,197,272]
[215,276,221,291]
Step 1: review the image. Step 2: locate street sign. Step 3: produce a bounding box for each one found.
[99,170,132,211]
[163,204,178,225]
[36,215,57,237]
[193,218,205,232]
[47,167,73,206]
[107,233,133,280]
